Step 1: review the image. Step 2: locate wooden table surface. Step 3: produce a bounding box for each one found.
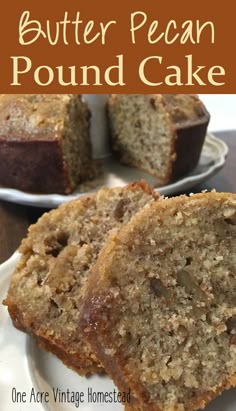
[0,130,235,264]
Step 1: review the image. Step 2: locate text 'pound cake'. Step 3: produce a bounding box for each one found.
[81,192,236,411]
[0,94,95,194]
[108,94,210,185]
[3,181,158,375]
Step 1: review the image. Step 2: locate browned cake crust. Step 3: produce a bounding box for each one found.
[162,94,210,180]
[0,94,94,194]
[3,181,158,375]
[81,192,236,411]
[108,94,210,185]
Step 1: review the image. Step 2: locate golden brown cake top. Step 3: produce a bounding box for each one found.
[162,94,208,125]
[0,94,75,141]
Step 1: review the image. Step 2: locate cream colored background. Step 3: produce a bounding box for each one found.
[200,95,236,131]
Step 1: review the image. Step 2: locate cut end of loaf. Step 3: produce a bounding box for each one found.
[108,94,176,184]
[108,94,210,186]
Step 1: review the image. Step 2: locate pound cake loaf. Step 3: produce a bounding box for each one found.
[108,94,210,184]
[81,192,236,411]
[0,94,95,194]
[3,181,158,375]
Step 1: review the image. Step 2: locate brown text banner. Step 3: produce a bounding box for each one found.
[0,0,234,92]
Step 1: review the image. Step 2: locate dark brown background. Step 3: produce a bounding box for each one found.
[0,0,235,92]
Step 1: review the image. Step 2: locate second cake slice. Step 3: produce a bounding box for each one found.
[3,181,158,375]
[81,191,236,411]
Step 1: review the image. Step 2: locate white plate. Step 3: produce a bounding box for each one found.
[1,253,236,411]
[0,134,228,208]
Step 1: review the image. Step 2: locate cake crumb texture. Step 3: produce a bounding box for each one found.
[3,181,157,375]
[81,192,236,411]
[108,94,210,184]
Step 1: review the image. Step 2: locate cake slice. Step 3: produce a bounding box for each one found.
[81,192,236,411]
[108,94,209,184]
[0,94,95,194]
[3,181,158,375]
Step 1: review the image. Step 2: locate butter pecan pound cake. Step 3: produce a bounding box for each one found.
[108,94,210,184]
[0,94,95,194]
[3,181,158,375]
[81,192,236,411]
